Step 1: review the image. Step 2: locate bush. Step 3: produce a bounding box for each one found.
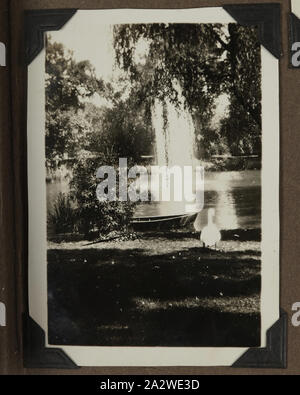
[48,192,78,234]
[70,152,136,239]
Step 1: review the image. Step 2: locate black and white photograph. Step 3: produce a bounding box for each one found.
[26,8,280,366]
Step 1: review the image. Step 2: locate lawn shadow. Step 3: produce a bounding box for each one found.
[48,245,261,347]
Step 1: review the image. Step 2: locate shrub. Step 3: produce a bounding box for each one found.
[70,152,136,239]
[48,192,78,234]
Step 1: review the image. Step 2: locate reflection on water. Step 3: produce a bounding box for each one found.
[47,170,261,231]
[135,170,261,230]
[195,170,260,230]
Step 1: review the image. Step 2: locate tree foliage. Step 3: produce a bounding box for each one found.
[88,99,154,164]
[113,23,262,157]
[70,153,135,239]
[45,38,102,168]
[114,24,225,111]
[220,24,261,156]
[46,37,154,168]
[45,39,138,238]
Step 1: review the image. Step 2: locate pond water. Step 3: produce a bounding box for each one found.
[47,169,261,231]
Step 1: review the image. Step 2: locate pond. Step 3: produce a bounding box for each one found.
[47,169,261,231]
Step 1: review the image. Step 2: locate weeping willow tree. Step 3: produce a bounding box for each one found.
[113,23,262,158]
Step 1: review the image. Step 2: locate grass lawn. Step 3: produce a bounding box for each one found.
[48,230,261,347]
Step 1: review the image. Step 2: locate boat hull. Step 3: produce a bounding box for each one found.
[131,212,198,232]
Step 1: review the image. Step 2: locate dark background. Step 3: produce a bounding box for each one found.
[0,0,299,375]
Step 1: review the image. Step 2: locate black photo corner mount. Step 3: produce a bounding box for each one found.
[23,312,287,370]
[223,3,281,59]
[24,8,79,370]
[23,315,79,369]
[232,310,287,369]
[289,12,300,68]
[25,9,77,65]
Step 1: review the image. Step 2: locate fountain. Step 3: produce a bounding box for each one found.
[152,87,196,170]
[132,82,202,229]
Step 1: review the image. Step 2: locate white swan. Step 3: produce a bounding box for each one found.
[200,208,221,248]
